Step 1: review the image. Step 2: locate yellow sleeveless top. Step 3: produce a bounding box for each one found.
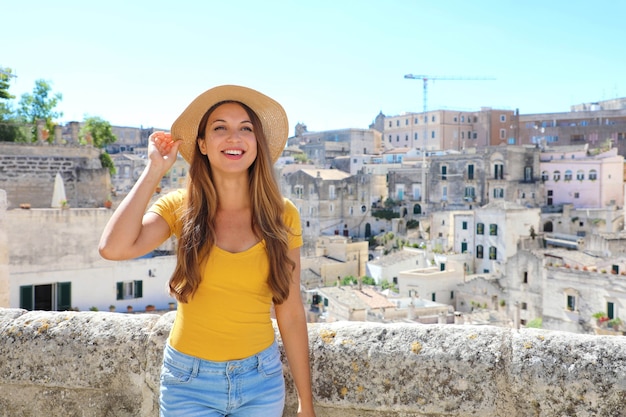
[149,189,302,361]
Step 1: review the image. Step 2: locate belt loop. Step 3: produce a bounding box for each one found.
[192,357,200,377]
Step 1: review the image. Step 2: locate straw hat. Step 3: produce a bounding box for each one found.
[171,85,288,164]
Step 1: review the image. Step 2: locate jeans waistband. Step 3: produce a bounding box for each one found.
[163,340,279,375]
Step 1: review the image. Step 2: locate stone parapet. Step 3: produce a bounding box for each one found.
[0,309,625,417]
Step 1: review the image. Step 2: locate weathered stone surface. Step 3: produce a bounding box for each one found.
[1,309,626,417]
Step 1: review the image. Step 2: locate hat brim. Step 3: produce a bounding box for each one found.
[171,85,288,164]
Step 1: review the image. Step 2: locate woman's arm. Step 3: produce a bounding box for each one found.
[99,132,180,260]
[274,247,316,416]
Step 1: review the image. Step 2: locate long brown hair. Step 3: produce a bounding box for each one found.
[168,101,295,304]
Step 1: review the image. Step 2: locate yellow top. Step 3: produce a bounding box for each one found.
[149,189,302,361]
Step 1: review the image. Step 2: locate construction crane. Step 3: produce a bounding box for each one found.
[404,74,495,204]
[404,74,495,115]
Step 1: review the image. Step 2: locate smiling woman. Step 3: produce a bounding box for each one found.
[98,85,316,417]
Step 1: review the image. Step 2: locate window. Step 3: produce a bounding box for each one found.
[476,245,484,259]
[520,166,531,182]
[477,223,484,235]
[500,114,506,122]
[522,271,528,284]
[489,224,498,236]
[493,188,504,198]
[521,302,528,310]
[294,185,303,198]
[564,170,572,181]
[500,129,506,139]
[462,221,468,230]
[541,171,549,181]
[20,282,72,311]
[441,166,447,180]
[566,295,576,312]
[489,246,497,260]
[464,186,475,200]
[576,170,584,180]
[608,302,615,319]
[116,280,143,300]
[494,164,504,179]
[461,241,468,253]
[467,164,474,180]
[589,169,598,180]
[574,192,580,198]
[329,185,336,199]
[431,131,435,139]
[442,186,447,201]
[553,170,560,181]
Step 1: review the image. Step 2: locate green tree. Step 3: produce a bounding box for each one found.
[0,68,16,100]
[79,116,117,148]
[0,68,26,142]
[80,116,118,176]
[17,79,63,142]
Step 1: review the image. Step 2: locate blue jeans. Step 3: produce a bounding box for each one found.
[160,340,285,417]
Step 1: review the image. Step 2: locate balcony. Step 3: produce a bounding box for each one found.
[1,309,624,416]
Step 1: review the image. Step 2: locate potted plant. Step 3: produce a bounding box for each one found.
[145,304,156,312]
[104,197,113,209]
[109,304,116,312]
[126,305,133,313]
[608,318,622,331]
[592,312,609,327]
[168,302,176,311]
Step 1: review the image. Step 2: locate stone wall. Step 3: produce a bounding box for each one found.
[0,191,8,307]
[0,142,110,209]
[1,309,624,417]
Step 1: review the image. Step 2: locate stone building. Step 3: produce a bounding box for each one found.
[386,146,544,221]
[539,146,624,209]
[0,142,110,209]
[383,108,517,152]
[288,127,382,167]
[518,97,626,157]
[281,168,373,254]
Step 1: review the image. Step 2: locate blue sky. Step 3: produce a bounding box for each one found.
[3,0,625,134]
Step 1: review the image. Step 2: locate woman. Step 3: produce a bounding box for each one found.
[99,85,315,416]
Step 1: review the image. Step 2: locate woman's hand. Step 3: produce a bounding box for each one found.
[148,131,180,174]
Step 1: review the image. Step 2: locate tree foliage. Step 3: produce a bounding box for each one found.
[0,68,16,100]
[80,116,117,148]
[17,79,63,142]
[0,68,26,142]
[79,116,118,177]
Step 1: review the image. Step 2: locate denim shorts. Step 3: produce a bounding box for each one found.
[159,340,285,417]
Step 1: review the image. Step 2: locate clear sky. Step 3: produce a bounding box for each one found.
[3,0,625,135]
